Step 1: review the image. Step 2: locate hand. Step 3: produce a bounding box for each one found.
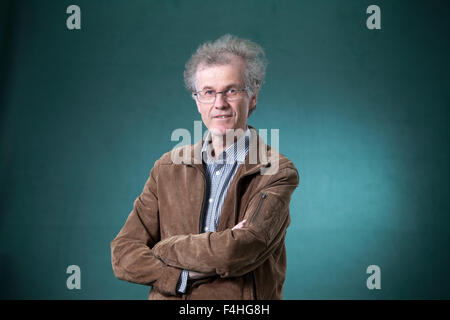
[188,270,216,280]
[232,219,247,230]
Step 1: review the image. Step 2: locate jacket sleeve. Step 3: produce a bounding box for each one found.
[152,166,299,278]
[110,159,182,296]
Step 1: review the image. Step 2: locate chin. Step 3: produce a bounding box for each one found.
[209,124,234,136]
[209,127,227,137]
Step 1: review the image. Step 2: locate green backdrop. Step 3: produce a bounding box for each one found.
[1,0,449,299]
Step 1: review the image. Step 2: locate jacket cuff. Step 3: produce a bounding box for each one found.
[152,264,183,296]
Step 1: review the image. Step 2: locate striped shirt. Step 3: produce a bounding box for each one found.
[176,126,251,293]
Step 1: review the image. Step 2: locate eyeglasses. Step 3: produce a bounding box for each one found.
[193,87,248,103]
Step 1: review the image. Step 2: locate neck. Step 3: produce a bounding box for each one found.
[210,127,247,158]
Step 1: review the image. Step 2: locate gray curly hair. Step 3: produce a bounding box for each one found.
[184,34,268,100]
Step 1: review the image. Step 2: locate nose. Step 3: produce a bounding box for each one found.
[213,92,228,109]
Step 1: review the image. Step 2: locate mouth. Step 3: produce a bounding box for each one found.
[213,114,233,120]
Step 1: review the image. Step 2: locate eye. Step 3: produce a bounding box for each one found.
[203,90,215,96]
[227,88,237,95]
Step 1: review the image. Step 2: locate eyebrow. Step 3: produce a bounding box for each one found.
[200,84,241,91]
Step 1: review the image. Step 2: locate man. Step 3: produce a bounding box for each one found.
[111,34,299,299]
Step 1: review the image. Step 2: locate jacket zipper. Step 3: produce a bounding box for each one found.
[248,192,267,224]
[248,191,267,300]
[198,171,207,234]
[184,164,207,296]
[187,164,207,233]
[252,271,258,300]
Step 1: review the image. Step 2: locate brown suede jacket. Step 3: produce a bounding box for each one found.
[110,126,299,299]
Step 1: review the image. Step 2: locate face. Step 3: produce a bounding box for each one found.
[194,57,258,138]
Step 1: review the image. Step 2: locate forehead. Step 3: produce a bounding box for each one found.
[195,57,245,90]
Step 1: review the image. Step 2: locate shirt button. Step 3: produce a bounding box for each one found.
[204,227,209,231]
[209,198,213,203]
[215,171,221,176]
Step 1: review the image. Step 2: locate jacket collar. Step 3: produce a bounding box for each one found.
[186,125,272,175]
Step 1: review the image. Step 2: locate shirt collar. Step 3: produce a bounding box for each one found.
[201,126,250,165]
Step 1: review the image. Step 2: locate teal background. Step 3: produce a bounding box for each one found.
[1,0,449,299]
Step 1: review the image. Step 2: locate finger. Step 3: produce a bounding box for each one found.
[232,223,241,230]
[237,220,246,227]
[232,220,246,230]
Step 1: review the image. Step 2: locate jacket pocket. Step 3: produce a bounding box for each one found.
[248,192,267,224]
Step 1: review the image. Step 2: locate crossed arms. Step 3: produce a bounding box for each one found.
[111,160,299,296]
